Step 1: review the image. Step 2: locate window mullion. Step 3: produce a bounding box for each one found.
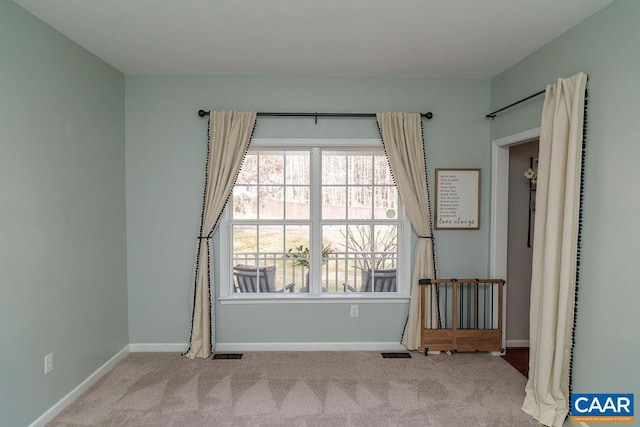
[370,154,376,272]
[310,147,322,294]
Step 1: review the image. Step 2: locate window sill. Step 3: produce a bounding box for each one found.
[218,294,410,304]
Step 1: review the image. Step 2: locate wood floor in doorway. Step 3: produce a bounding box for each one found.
[502,347,529,378]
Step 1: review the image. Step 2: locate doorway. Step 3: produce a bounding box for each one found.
[489,127,540,355]
[506,140,538,348]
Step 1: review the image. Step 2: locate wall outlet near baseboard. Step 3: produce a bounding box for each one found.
[44,353,53,375]
[350,305,358,318]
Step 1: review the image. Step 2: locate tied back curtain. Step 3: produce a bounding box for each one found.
[377,112,436,350]
[522,72,587,426]
[185,111,257,360]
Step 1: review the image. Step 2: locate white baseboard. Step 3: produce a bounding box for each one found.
[215,342,406,352]
[506,340,529,348]
[129,343,189,353]
[129,342,408,353]
[29,345,130,427]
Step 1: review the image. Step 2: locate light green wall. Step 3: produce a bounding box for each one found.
[4,0,637,422]
[125,75,490,344]
[0,2,127,426]
[491,0,639,413]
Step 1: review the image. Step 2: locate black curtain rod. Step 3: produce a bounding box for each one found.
[198,110,433,121]
[485,89,546,119]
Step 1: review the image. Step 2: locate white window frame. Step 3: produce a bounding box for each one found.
[218,139,411,303]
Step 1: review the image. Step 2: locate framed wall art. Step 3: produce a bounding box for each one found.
[434,168,480,230]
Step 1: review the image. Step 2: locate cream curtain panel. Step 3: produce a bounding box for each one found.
[377,112,436,350]
[185,111,257,359]
[522,73,587,426]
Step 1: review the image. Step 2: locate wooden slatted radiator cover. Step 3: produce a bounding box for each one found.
[419,278,504,353]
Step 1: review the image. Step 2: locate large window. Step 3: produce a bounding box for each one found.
[221,139,408,298]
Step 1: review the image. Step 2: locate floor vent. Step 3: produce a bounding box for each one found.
[213,353,243,360]
[381,352,412,359]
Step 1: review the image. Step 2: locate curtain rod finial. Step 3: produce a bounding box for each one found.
[198,110,209,118]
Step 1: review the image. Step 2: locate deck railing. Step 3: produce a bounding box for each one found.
[232,251,396,293]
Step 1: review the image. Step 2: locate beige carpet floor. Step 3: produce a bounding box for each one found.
[49,351,537,426]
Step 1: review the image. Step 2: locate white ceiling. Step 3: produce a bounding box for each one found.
[14,0,613,78]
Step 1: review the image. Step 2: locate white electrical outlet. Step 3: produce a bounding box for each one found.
[350,305,358,318]
[44,353,53,375]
